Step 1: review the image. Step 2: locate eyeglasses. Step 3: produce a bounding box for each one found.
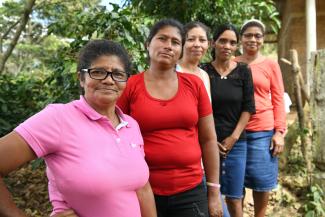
[242,33,264,40]
[81,68,130,82]
[217,38,238,47]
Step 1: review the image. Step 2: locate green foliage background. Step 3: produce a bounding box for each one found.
[0,0,279,136]
[1,1,324,215]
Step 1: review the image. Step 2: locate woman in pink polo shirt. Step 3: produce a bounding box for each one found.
[0,40,156,217]
[235,19,286,217]
[118,18,222,217]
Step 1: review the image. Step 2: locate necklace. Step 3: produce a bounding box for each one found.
[110,113,120,127]
[211,61,231,79]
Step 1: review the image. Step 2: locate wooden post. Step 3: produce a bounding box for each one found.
[310,50,325,189]
[306,0,317,96]
[290,50,304,130]
[289,49,312,175]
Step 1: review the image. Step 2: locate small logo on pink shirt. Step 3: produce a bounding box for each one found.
[130,143,144,149]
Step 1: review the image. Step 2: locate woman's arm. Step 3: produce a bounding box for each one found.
[270,60,286,134]
[219,64,255,156]
[221,112,251,157]
[230,111,251,140]
[136,182,157,217]
[270,61,286,156]
[0,131,37,217]
[198,114,222,217]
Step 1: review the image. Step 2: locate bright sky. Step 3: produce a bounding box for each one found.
[100,0,122,9]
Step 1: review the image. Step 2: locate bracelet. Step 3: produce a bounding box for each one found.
[206,182,221,188]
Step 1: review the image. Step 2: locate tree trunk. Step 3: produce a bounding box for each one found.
[0,0,36,73]
[310,49,325,189]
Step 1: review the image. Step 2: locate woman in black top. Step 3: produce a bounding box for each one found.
[201,24,255,217]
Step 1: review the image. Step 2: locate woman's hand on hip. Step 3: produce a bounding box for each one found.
[52,209,78,217]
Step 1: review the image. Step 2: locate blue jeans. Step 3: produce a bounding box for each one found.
[220,140,247,199]
[245,130,278,191]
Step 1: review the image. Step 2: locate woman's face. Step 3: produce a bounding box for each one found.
[183,27,209,61]
[79,55,127,109]
[147,26,182,67]
[213,30,238,61]
[241,26,264,54]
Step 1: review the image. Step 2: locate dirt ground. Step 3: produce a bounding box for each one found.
[4,112,308,216]
[4,164,305,217]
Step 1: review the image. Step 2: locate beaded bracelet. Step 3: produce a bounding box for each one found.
[206,182,221,188]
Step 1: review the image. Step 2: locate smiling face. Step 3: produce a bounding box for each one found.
[183,27,209,62]
[241,26,264,55]
[214,30,238,61]
[147,26,182,67]
[79,55,126,110]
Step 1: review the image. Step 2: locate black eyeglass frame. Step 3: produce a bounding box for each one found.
[242,33,264,40]
[80,68,130,82]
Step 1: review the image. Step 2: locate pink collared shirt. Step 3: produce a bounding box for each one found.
[15,96,149,217]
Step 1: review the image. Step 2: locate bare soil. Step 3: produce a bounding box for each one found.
[4,112,308,216]
[5,163,306,217]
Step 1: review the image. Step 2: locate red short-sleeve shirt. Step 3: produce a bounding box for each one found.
[118,72,212,195]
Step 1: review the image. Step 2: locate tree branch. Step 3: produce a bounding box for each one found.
[0,19,21,41]
[0,19,20,53]
[0,0,36,73]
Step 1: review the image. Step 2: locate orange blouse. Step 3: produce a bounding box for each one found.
[235,57,286,133]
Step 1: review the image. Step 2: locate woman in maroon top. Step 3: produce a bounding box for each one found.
[118,18,222,217]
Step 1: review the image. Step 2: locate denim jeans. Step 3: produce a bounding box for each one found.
[220,140,247,198]
[245,130,278,191]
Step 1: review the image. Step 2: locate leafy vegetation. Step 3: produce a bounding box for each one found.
[124,0,280,33]
[303,185,325,217]
[1,1,325,216]
[0,72,46,135]
[0,1,152,136]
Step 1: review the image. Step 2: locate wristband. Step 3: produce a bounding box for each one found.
[206,182,221,188]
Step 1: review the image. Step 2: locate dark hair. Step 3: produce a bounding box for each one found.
[184,21,210,40]
[146,18,185,46]
[240,20,265,35]
[77,39,132,79]
[211,23,239,60]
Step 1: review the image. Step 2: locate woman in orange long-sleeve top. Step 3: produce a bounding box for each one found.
[235,19,286,217]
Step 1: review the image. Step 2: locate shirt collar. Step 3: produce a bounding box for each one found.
[73,96,130,128]
[116,118,128,130]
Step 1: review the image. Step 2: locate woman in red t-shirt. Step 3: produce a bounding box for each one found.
[118,18,222,217]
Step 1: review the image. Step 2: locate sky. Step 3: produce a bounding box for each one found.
[100,0,123,10]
